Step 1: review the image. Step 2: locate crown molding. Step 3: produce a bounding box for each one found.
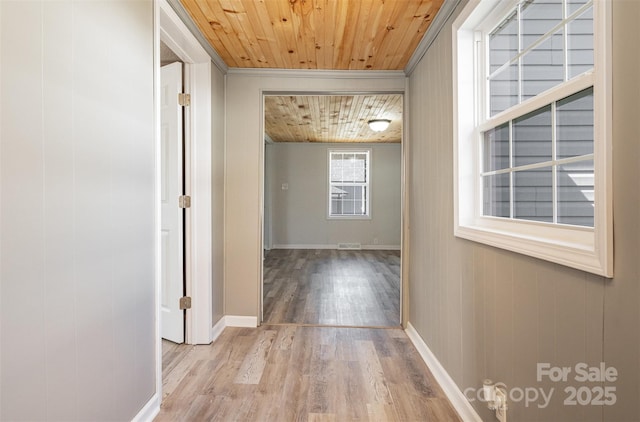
[164,0,229,74]
[227,68,406,80]
[404,0,463,76]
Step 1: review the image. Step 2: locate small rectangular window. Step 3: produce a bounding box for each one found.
[328,150,370,218]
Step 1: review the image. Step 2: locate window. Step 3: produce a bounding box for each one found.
[328,150,370,218]
[453,0,612,276]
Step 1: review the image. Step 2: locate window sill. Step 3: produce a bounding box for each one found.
[454,220,612,277]
[327,215,372,221]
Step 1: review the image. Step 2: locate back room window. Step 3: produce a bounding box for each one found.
[328,150,371,218]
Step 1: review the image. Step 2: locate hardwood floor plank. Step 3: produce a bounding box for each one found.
[356,340,394,405]
[156,326,461,422]
[263,249,401,327]
[233,329,278,384]
[308,413,337,422]
[367,403,400,422]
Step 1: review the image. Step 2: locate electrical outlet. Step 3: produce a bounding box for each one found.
[494,387,507,422]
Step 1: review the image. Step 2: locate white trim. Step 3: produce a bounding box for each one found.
[131,393,161,422]
[272,244,336,250]
[405,0,464,75]
[362,245,401,251]
[210,316,226,343]
[159,1,210,64]
[152,0,163,418]
[327,149,371,219]
[159,0,214,346]
[405,323,482,422]
[225,315,259,328]
[259,89,267,327]
[452,0,613,277]
[259,89,406,326]
[163,0,228,73]
[188,61,213,345]
[271,244,401,251]
[478,72,595,132]
[228,68,405,79]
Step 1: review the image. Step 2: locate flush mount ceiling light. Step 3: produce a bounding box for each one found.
[368,119,391,132]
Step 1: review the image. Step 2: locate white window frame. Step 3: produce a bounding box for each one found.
[327,149,372,220]
[452,0,612,277]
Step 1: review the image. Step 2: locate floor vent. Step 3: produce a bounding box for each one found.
[337,243,362,250]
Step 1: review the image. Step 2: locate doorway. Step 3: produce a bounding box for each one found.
[261,93,404,327]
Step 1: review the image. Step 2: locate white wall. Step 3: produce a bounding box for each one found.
[267,142,401,249]
[0,1,156,420]
[225,71,405,317]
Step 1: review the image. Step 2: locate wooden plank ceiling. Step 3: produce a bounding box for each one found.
[178,1,423,143]
[265,94,402,143]
[180,0,445,70]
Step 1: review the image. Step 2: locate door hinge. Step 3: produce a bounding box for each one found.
[178,195,191,209]
[179,296,192,310]
[178,93,191,107]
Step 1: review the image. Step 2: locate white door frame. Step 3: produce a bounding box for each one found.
[157,0,213,345]
[259,89,406,326]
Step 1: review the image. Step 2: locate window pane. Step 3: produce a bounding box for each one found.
[514,167,553,223]
[558,160,594,227]
[331,185,366,216]
[483,173,511,218]
[342,153,355,183]
[513,105,552,166]
[521,30,564,100]
[556,87,594,159]
[490,64,519,116]
[489,10,518,71]
[568,6,594,79]
[483,123,510,172]
[521,0,563,51]
[331,199,340,215]
[330,153,344,182]
[567,0,589,16]
[353,154,367,182]
[331,153,367,183]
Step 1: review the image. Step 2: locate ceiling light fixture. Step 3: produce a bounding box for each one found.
[368,119,391,132]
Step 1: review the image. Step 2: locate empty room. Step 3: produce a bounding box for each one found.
[262,93,403,328]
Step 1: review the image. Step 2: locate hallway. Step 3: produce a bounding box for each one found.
[156,325,460,421]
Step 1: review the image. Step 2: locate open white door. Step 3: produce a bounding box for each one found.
[161,62,184,343]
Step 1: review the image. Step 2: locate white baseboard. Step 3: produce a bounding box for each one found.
[225,315,258,327]
[271,244,401,251]
[272,244,335,250]
[131,392,160,422]
[362,244,401,251]
[405,322,482,422]
[210,316,226,342]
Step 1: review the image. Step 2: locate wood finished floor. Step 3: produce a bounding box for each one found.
[156,326,461,422]
[263,249,401,327]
